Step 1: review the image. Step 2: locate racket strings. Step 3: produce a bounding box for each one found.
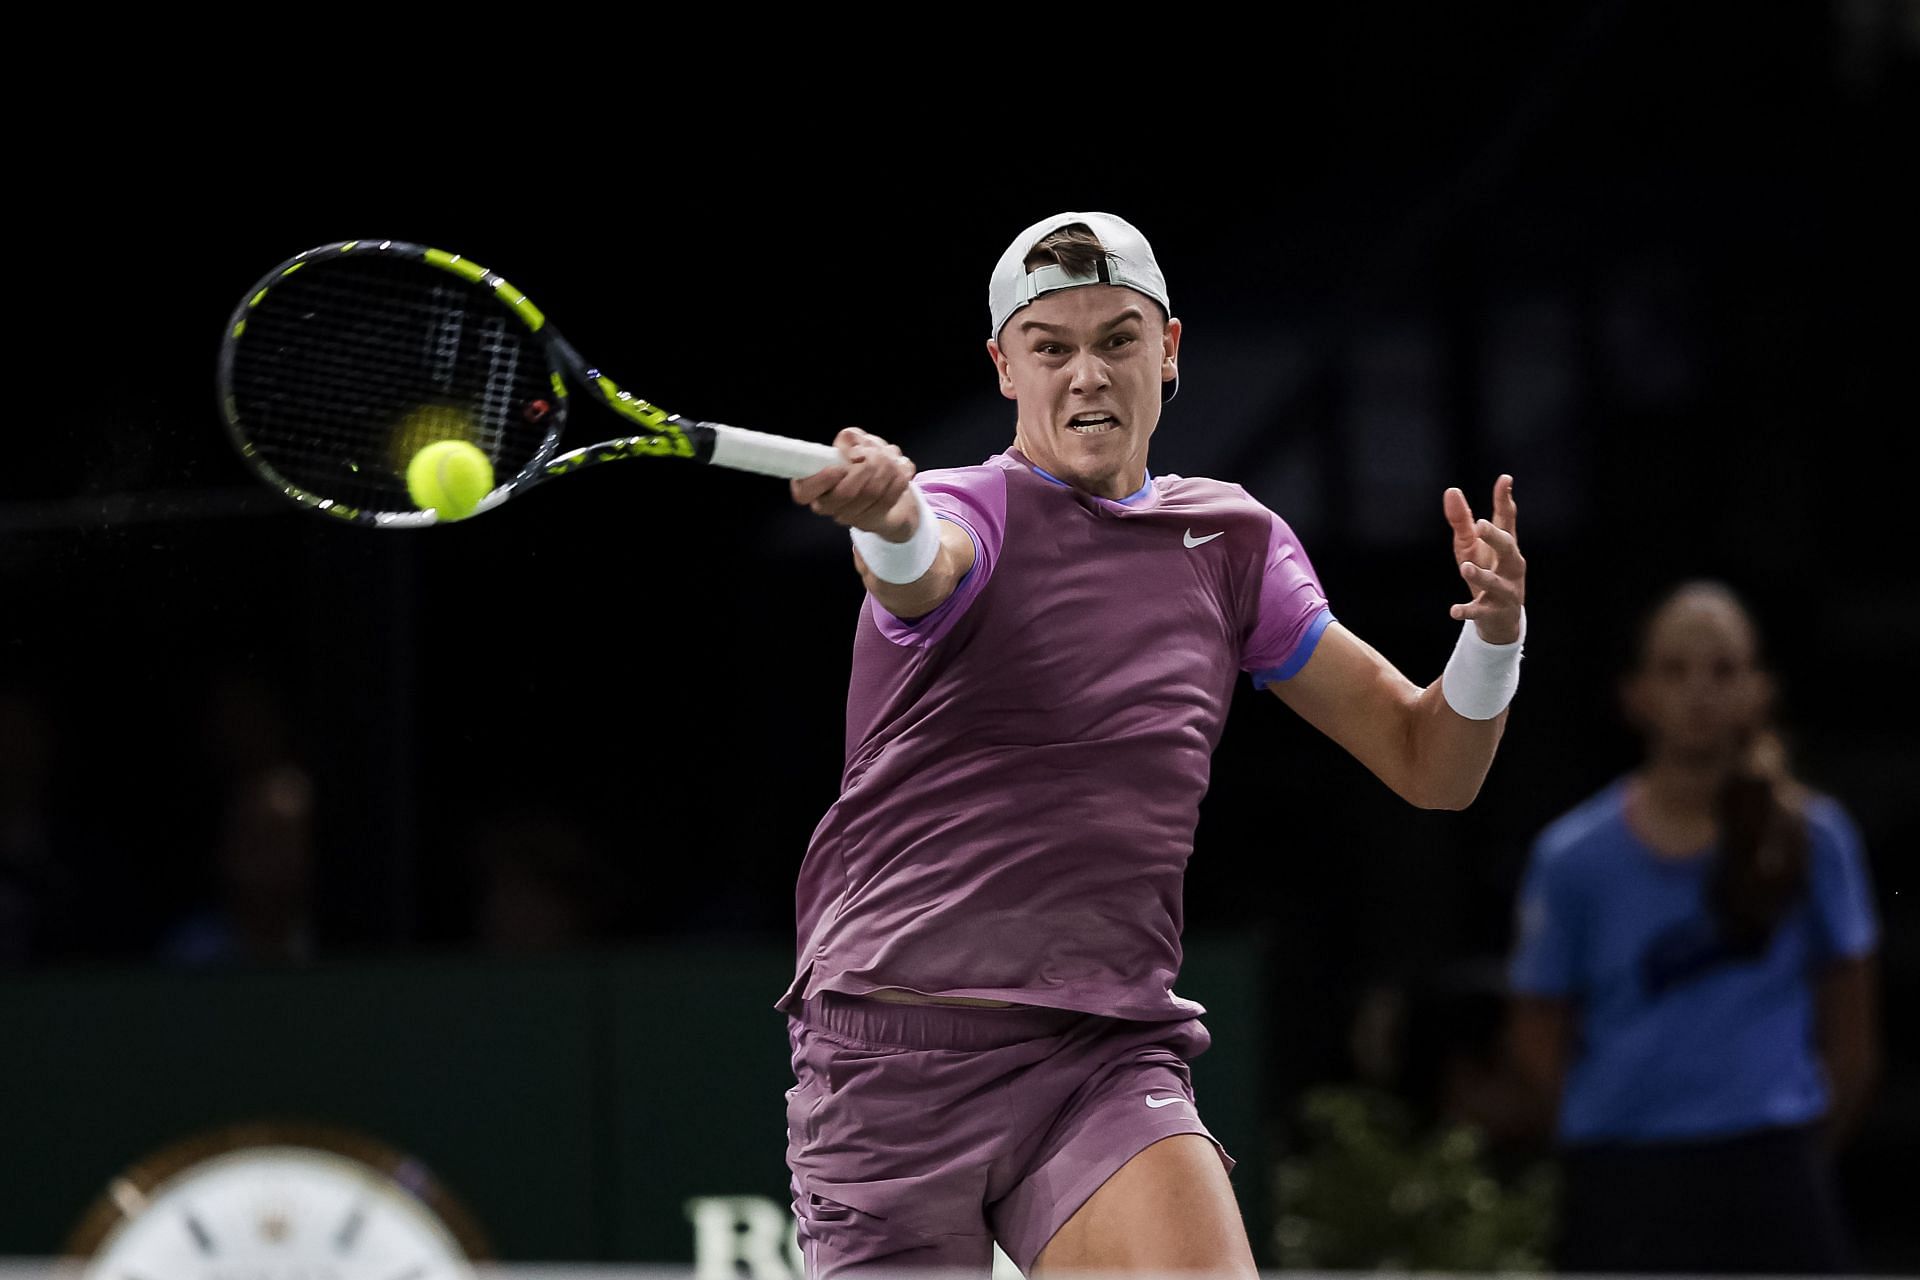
[225,258,556,512]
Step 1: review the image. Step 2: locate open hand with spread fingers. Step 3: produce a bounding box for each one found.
[1444,474,1525,645]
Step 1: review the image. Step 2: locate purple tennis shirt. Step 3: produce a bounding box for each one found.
[779,448,1332,1022]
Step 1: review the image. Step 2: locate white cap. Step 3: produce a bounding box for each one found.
[988,211,1176,400]
[988,211,1171,338]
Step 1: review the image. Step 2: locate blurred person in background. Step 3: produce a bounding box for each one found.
[159,761,318,967]
[1352,960,1540,1161]
[159,668,319,966]
[472,810,623,953]
[1506,580,1881,1273]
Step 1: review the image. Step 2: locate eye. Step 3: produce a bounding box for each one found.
[1107,332,1137,349]
[1035,342,1067,357]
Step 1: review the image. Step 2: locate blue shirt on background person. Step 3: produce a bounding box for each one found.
[1510,776,1879,1143]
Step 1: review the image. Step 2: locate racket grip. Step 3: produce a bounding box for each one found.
[706,424,844,479]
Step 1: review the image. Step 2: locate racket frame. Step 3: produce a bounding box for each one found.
[218,239,839,528]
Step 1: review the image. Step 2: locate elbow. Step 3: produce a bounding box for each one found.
[1406,777,1484,811]
[1842,1041,1886,1100]
[1819,1042,1882,1115]
[1398,701,1496,810]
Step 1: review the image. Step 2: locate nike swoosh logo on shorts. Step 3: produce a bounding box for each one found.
[1183,529,1223,548]
[1145,1094,1187,1108]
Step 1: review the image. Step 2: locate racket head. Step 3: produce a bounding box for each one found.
[217,240,572,527]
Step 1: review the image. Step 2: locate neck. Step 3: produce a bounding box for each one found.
[1012,442,1145,501]
[1637,750,1737,819]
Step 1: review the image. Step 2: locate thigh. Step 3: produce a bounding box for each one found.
[1033,1134,1255,1276]
[993,1017,1254,1276]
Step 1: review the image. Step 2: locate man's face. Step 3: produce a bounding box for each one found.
[987,286,1180,500]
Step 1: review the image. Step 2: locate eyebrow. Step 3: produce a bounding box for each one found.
[1019,307,1148,335]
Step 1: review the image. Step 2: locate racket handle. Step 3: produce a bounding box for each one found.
[706,424,844,479]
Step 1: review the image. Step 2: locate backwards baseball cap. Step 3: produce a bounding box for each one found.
[988,211,1177,401]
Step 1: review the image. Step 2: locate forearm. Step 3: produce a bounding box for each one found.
[1816,956,1883,1150]
[1270,621,1514,810]
[1820,1048,1879,1150]
[1505,998,1570,1145]
[1402,609,1526,808]
[1404,679,1508,810]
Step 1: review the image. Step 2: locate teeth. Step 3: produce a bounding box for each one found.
[1069,416,1116,433]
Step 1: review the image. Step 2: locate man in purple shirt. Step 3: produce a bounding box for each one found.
[783,212,1528,1276]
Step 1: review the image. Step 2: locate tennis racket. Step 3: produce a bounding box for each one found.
[217,239,843,527]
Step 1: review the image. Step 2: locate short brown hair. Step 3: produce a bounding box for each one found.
[1022,223,1109,277]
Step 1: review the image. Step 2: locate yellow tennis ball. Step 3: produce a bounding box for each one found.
[406,439,495,520]
[391,404,476,470]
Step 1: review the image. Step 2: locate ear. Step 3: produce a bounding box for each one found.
[1161,316,1182,388]
[986,338,1017,401]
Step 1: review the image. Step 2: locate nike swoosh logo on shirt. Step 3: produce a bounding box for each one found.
[1145,1094,1187,1108]
[1183,529,1223,548]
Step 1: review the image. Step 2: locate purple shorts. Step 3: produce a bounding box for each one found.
[784,992,1232,1276]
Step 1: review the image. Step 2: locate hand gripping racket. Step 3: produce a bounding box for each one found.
[217,239,843,527]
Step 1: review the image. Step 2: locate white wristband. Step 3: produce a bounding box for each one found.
[850,484,941,585]
[1441,608,1526,720]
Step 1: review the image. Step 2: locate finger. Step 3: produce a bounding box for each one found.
[1459,560,1523,608]
[833,426,874,461]
[1443,486,1476,540]
[1492,474,1518,536]
[791,468,847,505]
[839,426,901,458]
[1451,599,1524,632]
[863,437,912,478]
[1474,518,1520,564]
[834,457,905,511]
[832,473,897,519]
[827,468,909,527]
[1452,601,1524,643]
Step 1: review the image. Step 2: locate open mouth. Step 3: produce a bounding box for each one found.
[1067,414,1120,435]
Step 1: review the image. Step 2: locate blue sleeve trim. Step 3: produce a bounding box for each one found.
[1251,609,1334,689]
[933,514,979,597]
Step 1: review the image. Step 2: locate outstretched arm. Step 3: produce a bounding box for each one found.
[1269,475,1526,810]
[790,427,976,620]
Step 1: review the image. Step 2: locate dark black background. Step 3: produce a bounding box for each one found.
[5,1,1916,1267]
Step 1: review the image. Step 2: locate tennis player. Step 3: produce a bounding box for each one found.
[782,211,1527,1276]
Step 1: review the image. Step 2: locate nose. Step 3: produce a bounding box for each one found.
[1067,349,1111,395]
